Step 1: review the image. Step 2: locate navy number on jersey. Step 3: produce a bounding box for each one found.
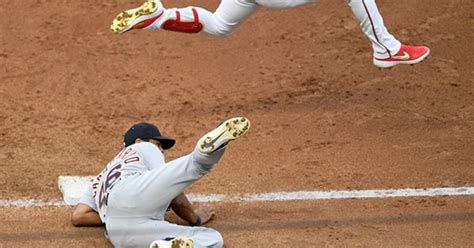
[98,162,122,209]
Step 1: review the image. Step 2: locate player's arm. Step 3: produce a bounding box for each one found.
[170,192,215,226]
[71,203,104,226]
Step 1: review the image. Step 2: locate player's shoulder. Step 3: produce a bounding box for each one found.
[128,142,161,154]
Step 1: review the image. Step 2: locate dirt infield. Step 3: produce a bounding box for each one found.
[1,0,473,247]
[2,198,474,247]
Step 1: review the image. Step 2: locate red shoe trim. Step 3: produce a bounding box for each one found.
[128,11,164,32]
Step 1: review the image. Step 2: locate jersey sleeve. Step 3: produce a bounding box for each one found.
[78,184,98,212]
[135,142,166,170]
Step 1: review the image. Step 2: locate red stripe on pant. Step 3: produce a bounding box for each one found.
[362,0,391,57]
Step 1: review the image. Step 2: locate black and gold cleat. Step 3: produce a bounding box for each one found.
[110,0,164,34]
[198,117,250,154]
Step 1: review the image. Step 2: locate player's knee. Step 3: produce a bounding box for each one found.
[216,236,224,247]
[211,229,224,247]
[199,227,224,247]
[206,18,237,37]
[212,25,235,37]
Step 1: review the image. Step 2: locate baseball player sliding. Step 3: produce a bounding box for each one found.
[110,0,430,68]
[71,117,250,248]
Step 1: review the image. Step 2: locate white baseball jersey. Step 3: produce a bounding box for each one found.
[79,142,226,248]
[80,142,165,223]
[147,0,400,58]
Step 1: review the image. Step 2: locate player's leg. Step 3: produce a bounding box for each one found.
[139,117,250,205]
[196,0,319,34]
[107,147,227,218]
[148,224,224,248]
[347,0,430,68]
[106,218,224,248]
[347,0,401,59]
[111,0,260,36]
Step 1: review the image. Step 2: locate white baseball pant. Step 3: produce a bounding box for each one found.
[105,147,226,248]
[148,0,400,58]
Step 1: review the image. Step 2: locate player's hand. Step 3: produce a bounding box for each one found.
[194,204,216,225]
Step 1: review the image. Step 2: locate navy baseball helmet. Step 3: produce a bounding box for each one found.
[123,122,175,149]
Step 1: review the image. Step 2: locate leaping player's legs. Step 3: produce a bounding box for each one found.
[111,0,260,36]
[346,0,401,58]
[156,0,320,35]
[111,0,319,36]
[347,0,430,67]
[144,0,260,36]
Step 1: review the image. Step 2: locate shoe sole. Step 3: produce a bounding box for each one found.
[149,237,194,248]
[373,48,431,68]
[198,117,250,154]
[110,0,163,34]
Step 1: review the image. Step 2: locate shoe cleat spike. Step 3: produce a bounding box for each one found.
[197,117,250,154]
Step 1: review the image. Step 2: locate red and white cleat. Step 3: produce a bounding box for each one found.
[110,0,164,34]
[373,45,430,68]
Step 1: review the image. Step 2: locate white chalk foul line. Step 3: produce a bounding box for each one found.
[1,187,473,208]
[188,187,474,202]
[0,199,67,208]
